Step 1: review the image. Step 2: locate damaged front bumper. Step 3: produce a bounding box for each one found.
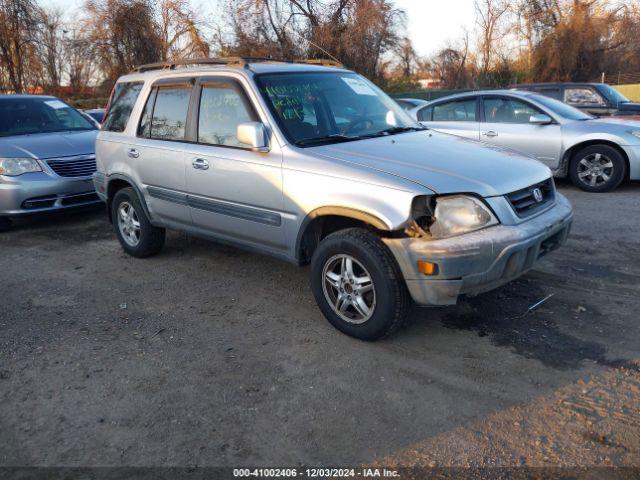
[383,193,573,306]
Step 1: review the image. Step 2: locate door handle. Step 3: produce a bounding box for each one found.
[482,131,498,138]
[192,158,209,170]
[127,148,139,158]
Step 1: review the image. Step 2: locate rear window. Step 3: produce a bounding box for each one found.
[432,98,477,122]
[103,82,143,132]
[0,97,95,137]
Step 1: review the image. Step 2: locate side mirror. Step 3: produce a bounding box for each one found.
[529,113,553,125]
[237,122,270,152]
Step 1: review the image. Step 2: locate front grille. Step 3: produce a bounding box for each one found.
[47,155,96,177]
[506,178,555,217]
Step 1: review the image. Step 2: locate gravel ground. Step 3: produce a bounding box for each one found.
[1,181,639,470]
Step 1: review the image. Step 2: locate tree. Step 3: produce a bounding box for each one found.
[395,37,416,78]
[65,27,98,92]
[474,0,510,76]
[219,0,405,81]
[83,0,163,82]
[158,0,209,61]
[431,35,472,89]
[0,0,41,92]
[36,6,66,89]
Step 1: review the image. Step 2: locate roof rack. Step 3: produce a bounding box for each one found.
[131,57,344,73]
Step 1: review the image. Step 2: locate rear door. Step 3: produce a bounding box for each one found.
[418,96,480,140]
[480,95,562,168]
[133,79,193,226]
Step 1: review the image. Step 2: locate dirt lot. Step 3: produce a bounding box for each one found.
[1,181,639,472]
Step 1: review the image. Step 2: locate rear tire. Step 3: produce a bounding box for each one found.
[0,217,11,233]
[111,187,165,258]
[310,228,410,341]
[569,145,626,192]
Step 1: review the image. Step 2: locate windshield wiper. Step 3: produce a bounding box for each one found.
[360,125,427,139]
[295,134,360,146]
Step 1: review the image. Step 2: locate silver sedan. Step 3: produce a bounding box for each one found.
[410,89,640,192]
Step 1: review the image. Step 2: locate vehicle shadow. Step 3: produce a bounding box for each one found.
[403,276,631,371]
[4,205,107,233]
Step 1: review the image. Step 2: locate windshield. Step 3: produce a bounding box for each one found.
[255,72,421,146]
[531,94,594,121]
[0,97,95,137]
[596,84,630,105]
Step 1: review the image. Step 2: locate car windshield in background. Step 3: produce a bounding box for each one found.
[532,94,594,121]
[596,84,630,105]
[0,97,95,137]
[256,72,421,146]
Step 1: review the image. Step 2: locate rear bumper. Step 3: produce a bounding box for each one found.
[0,172,100,217]
[383,193,573,305]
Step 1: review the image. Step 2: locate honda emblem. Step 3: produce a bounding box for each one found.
[533,188,543,203]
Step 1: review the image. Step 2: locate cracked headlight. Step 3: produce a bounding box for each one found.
[0,158,42,176]
[430,195,498,239]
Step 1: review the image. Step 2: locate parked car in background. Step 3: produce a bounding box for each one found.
[83,108,106,125]
[410,89,640,192]
[0,95,100,231]
[513,82,640,117]
[395,97,429,111]
[80,111,101,128]
[94,58,572,340]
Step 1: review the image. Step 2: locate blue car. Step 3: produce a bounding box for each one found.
[0,95,101,231]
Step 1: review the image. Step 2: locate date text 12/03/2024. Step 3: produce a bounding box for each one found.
[233,468,400,477]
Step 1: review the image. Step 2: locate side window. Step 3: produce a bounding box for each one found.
[417,106,433,121]
[483,97,541,124]
[149,86,191,141]
[197,82,257,147]
[432,99,477,122]
[103,82,143,132]
[564,87,605,106]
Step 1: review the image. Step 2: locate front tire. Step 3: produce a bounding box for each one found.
[569,145,626,192]
[111,187,165,258]
[310,228,410,341]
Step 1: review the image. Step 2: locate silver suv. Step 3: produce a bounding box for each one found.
[94,58,573,340]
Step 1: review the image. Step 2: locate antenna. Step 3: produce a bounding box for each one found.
[287,28,343,66]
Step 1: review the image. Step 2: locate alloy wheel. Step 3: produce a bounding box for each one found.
[322,254,376,324]
[576,152,614,188]
[117,201,141,247]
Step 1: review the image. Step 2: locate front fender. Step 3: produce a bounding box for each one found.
[283,167,427,231]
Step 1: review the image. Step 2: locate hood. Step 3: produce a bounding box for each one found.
[311,130,551,197]
[567,117,640,140]
[0,130,97,160]
[617,102,640,113]
[591,117,640,128]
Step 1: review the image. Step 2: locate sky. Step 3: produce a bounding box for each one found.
[43,0,478,58]
[395,0,477,57]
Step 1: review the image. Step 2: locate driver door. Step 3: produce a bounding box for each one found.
[181,76,286,249]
